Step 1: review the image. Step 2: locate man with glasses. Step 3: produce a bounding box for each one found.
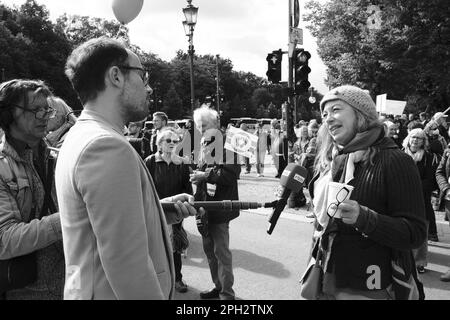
[0,79,64,299]
[56,37,200,300]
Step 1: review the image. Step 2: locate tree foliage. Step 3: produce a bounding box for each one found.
[0,0,296,123]
[304,0,450,114]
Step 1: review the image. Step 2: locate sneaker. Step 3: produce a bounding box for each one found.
[257,174,264,177]
[175,280,188,293]
[417,266,426,274]
[428,233,439,242]
[200,288,220,299]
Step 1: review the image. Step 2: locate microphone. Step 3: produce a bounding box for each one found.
[161,200,264,212]
[267,163,308,235]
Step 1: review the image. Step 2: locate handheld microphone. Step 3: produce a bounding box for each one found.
[161,200,263,212]
[267,163,308,235]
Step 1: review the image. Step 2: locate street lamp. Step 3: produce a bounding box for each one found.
[308,87,316,104]
[182,0,198,113]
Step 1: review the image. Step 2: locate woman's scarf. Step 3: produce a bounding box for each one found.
[404,147,425,163]
[313,124,385,231]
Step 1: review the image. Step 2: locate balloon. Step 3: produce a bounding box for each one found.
[112,0,144,25]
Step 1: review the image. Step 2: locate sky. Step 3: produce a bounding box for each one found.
[2,0,329,94]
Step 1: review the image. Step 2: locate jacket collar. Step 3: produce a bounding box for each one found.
[0,133,48,163]
[77,109,125,137]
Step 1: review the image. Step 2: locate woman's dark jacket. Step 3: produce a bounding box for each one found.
[309,137,426,291]
[144,153,193,199]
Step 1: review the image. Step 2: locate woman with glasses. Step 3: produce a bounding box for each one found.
[402,128,439,274]
[304,85,426,300]
[144,127,192,294]
[0,79,64,299]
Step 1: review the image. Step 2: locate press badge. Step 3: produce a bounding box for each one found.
[207,183,217,197]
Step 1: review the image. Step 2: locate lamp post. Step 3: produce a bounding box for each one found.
[215,54,220,116]
[182,0,198,113]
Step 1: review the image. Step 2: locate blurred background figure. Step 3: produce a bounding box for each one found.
[402,128,439,273]
[45,96,77,149]
[125,120,149,159]
[239,122,252,174]
[254,123,267,177]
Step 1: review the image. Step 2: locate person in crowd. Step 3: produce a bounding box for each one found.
[190,105,240,300]
[308,121,320,139]
[407,120,424,132]
[254,123,267,177]
[291,125,310,207]
[56,37,200,300]
[150,111,168,155]
[145,127,192,294]
[385,120,402,148]
[402,128,439,272]
[434,133,450,282]
[424,119,447,157]
[307,85,426,300]
[269,119,279,159]
[125,120,150,159]
[0,79,64,299]
[239,122,252,174]
[419,112,429,127]
[45,96,77,150]
[432,112,449,144]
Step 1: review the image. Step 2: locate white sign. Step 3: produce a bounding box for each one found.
[376,94,406,115]
[376,94,387,113]
[290,27,303,45]
[225,126,258,159]
[385,100,407,116]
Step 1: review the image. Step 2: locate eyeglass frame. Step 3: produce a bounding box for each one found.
[326,186,351,219]
[164,138,180,144]
[11,104,57,120]
[117,65,149,85]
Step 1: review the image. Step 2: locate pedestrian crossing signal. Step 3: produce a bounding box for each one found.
[266,49,282,84]
[293,49,311,95]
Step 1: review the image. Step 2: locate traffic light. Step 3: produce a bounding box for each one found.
[293,49,311,95]
[266,49,282,84]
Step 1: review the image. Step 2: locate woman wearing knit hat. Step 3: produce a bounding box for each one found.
[302,85,427,300]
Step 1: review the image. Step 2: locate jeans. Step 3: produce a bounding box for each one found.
[202,222,235,299]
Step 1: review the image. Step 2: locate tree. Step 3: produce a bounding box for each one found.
[304,0,450,113]
[163,84,183,120]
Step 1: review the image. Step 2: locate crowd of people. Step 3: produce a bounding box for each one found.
[0,36,449,301]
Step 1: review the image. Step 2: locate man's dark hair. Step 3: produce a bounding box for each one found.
[0,79,53,131]
[65,37,129,105]
[152,111,168,124]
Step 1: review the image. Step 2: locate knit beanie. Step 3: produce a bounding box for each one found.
[320,85,377,119]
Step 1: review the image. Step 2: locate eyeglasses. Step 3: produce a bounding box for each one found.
[12,104,56,120]
[327,186,351,218]
[410,136,424,140]
[117,65,149,85]
[165,138,180,144]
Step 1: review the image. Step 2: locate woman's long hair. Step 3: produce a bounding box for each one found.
[402,128,429,152]
[314,106,383,174]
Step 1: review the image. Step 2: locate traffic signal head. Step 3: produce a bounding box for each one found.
[266,49,282,84]
[293,49,311,95]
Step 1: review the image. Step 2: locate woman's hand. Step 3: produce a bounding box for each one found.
[190,171,207,184]
[336,200,361,225]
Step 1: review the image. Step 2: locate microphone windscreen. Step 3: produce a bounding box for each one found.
[279,164,308,193]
